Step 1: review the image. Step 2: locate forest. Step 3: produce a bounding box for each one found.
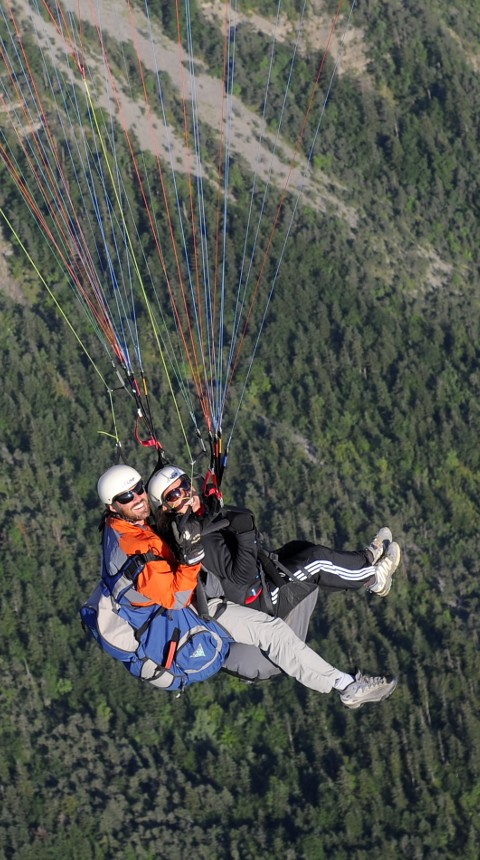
[1,1,480,858]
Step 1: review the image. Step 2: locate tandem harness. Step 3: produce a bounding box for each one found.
[255,548,318,618]
[81,540,232,692]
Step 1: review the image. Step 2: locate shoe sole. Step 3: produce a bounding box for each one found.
[343,677,398,710]
[367,528,393,564]
[369,541,402,597]
[386,542,401,570]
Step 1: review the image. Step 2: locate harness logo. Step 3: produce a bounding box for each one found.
[192,644,206,658]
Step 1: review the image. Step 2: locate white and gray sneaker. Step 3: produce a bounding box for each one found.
[369,541,401,598]
[340,672,398,709]
[365,526,393,564]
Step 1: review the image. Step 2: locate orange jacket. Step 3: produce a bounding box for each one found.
[104,516,200,609]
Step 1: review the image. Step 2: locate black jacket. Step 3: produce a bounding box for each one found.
[200,506,260,604]
[155,503,260,605]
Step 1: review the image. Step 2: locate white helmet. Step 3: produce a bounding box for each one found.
[148,464,187,509]
[97,464,142,505]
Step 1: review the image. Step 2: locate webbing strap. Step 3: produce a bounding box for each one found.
[257,548,292,587]
[258,548,314,585]
[194,579,211,619]
[121,550,161,581]
[256,564,275,615]
[134,604,166,641]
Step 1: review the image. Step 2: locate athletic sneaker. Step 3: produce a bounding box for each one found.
[369,541,401,598]
[340,672,398,709]
[365,526,393,564]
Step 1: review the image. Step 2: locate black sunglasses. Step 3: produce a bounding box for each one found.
[163,476,192,505]
[113,480,145,505]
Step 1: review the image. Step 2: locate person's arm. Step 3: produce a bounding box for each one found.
[135,555,201,609]
[108,518,199,610]
[202,507,260,604]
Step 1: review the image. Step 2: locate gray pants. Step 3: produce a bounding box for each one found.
[208,598,344,694]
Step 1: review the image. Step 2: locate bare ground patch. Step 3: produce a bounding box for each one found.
[201,0,370,76]
[0,231,27,304]
[9,0,359,228]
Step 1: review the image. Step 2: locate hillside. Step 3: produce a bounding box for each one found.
[1,2,480,858]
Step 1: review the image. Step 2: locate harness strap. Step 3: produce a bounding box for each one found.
[194,578,211,619]
[102,535,166,603]
[121,550,161,581]
[258,548,314,585]
[257,548,292,587]
[255,564,274,614]
[134,604,166,641]
[164,629,180,669]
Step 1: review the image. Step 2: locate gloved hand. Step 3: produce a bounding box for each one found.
[224,509,255,534]
[171,512,205,565]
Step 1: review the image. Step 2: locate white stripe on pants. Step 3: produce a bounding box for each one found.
[208,598,343,694]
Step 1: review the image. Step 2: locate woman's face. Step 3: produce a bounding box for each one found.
[161,476,201,515]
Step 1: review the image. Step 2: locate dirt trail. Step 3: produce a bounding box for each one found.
[10,0,362,225]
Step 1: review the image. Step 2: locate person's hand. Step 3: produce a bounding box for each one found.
[224,510,255,534]
[171,512,205,565]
